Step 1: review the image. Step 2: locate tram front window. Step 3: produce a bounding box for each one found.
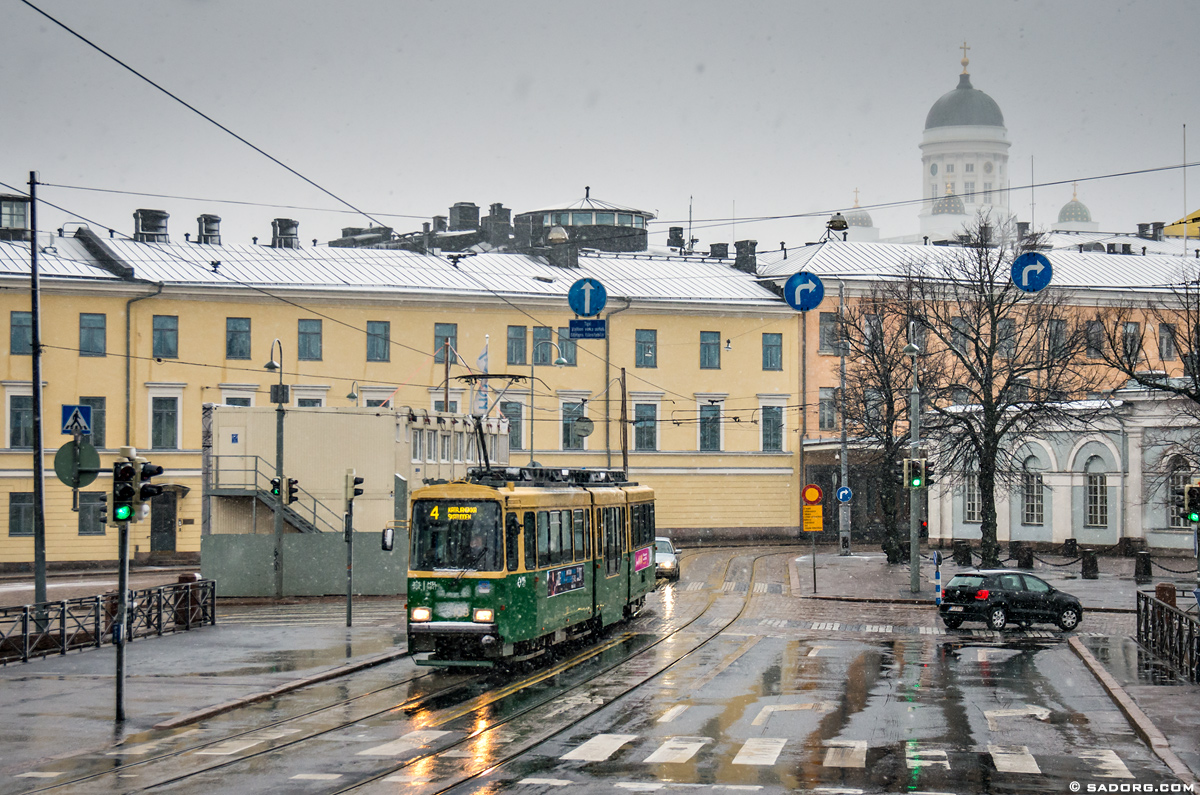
[411,500,502,571]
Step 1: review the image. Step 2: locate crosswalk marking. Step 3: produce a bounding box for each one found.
[643,737,710,764]
[984,705,1050,731]
[822,740,867,768]
[732,738,787,766]
[109,729,200,756]
[1080,749,1134,778]
[807,645,830,657]
[905,742,950,770]
[561,734,638,762]
[194,739,264,756]
[15,773,63,779]
[291,773,342,780]
[356,730,450,757]
[519,779,573,786]
[988,745,1041,774]
[752,702,834,725]
[658,705,688,723]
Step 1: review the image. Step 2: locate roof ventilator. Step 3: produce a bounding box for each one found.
[133,209,169,243]
[271,218,300,249]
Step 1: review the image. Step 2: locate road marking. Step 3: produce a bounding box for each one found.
[291,773,342,780]
[822,740,867,768]
[15,773,64,779]
[813,789,863,794]
[690,635,762,690]
[519,779,573,786]
[356,730,450,757]
[1080,749,1134,778]
[561,733,638,762]
[658,705,688,723]
[382,775,431,783]
[615,785,665,791]
[109,729,200,756]
[733,738,787,766]
[905,742,950,770]
[988,744,1041,774]
[193,739,264,756]
[0,579,116,593]
[643,736,710,764]
[752,702,835,725]
[807,645,830,657]
[984,705,1050,731]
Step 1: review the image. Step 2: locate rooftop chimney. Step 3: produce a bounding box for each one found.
[1016,221,1030,239]
[197,214,221,245]
[546,227,578,269]
[667,227,685,250]
[1137,223,1151,239]
[271,218,300,249]
[1121,243,1132,255]
[449,202,480,231]
[1152,222,1165,242]
[733,239,757,274]
[1106,243,1117,254]
[433,216,447,233]
[133,209,170,243]
[709,243,728,259]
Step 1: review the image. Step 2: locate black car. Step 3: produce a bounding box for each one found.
[939,569,1083,631]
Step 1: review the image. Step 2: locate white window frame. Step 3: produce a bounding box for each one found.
[757,394,788,453]
[361,385,396,408]
[1169,467,1191,529]
[427,387,465,414]
[964,473,981,523]
[218,382,257,407]
[557,390,591,452]
[1022,472,1044,525]
[630,391,663,453]
[1086,473,1108,528]
[3,381,34,450]
[292,384,330,407]
[695,392,727,452]
[146,382,186,450]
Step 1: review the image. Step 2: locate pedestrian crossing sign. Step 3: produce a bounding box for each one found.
[61,404,93,435]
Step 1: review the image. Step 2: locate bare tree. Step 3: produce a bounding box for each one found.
[877,217,1104,566]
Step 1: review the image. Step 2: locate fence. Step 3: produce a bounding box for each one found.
[0,579,216,665]
[1136,589,1200,683]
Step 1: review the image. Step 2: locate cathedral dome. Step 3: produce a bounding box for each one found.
[1058,197,1092,224]
[845,193,873,227]
[932,186,965,215]
[925,72,1005,130]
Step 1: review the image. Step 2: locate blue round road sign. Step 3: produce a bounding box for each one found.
[836,486,853,503]
[783,271,825,312]
[1011,252,1052,293]
[568,278,607,317]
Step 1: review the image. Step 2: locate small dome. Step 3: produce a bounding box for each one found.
[1058,188,1092,223]
[925,72,1005,130]
[845,208,873,228]
[932,185,965,215]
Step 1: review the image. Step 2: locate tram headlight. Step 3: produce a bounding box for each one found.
[473,608,494,623]
[410,606,432,622]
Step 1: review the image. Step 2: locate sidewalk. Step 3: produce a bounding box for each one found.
[790,546,1200,783]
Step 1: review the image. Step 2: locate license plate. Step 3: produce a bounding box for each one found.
[949,606,964,612]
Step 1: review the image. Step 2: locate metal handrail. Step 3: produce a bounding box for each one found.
[1136,590,1200,683]
[211,454,343,534]
[0,579,216,665]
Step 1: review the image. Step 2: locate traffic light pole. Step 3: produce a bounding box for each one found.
[909,377,921,593]
[345,502,354,628]
[116,517,129,722]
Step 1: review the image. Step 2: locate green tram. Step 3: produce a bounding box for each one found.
[403,466,656,667]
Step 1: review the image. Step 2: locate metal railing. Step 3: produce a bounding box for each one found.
[210,454,343,534]
[1136,589,1200,683]
[0,579,216,665]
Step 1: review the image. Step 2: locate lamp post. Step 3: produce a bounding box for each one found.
[264,339,287,598]
[903,327,921,593]
[529,340,567,466]
[346,381,359,404]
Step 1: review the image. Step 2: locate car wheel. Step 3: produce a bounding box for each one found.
[986,606,1008,631]
[942,615,963,629]
[1056,606,1081,631]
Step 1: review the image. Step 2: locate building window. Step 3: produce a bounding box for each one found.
[1022,471,1044,525]
[951,316,969,355]
[762,333,782,371]
[557,328,577,366]
[634,403,657,451]
[635,329,657,368]
[532,326,554,364]
[151,396,179,449]
[964,473,981,523]
[964,181,975,199]
[80,396,105,448]
[818,312,841,354]
[1122,322,1141,362]
[11,311,32,355]
[1169,466,1190,528]
[366,399,388,408]
[562,402,585,450]
[434,322,457,363]
[1086,320,1104,358]
[433,399,457,413]
[297,397,323,408]
[366,320,390,362]
[1,198,27,230]
[1086,474,1108,527]
[1159,323,1177,361]
[9,394,33,448]
[507,326,527,365]
[79,313,106,357]
[500,401,523,450]
[297,318,322,360]
[8,493,33,537]
[78,492,106,536]
[965,163,975,173]
[225,397,251,407]
[1047,319,1067,360]
[946,164,955,173]
[225,317,251,360]
[997,317,1015,358]
[152,315,178,359]
[818,387,837,431]
[699,403,721,451]
[700,331,721,369]
[440,433,451,462]
[863,314,882,355]
[761,405,783,452]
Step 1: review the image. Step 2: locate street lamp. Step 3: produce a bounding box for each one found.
[903,327,921,593]
[346,381,359,404]
[529,339,568,466]
[264,339,287,598]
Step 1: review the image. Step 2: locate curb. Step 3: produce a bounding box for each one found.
[153,648,409,730]
[1068,635,1196,786]
[797,594,1137,613]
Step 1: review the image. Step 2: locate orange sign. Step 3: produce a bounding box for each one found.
[802,484,823,505]
[803,505,824,532]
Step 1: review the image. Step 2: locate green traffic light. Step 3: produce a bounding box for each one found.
[1189,511,1200,523]
[114,504,133,521]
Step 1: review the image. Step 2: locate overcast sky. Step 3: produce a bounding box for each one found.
[4,0,1197,252]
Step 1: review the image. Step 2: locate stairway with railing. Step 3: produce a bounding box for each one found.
[208,455,343,535]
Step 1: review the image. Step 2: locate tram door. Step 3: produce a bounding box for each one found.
[594,505,625,625]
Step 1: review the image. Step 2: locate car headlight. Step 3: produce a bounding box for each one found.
[473,608,494,623]
[660,560,675,568]
[410,606,432,622]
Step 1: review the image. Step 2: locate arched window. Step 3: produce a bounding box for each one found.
[1084,455,1108,528]
[1168,456,1191,529]
[1022,456,1044,526]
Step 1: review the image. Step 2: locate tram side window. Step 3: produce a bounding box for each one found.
[505,513,520,572]
[537,511,550,568]
[524,512,536,570]
[549,510,562,565]
[605,507,622,576]
[573,509,587,562]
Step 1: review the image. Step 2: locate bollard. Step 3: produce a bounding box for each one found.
[1081,549,1099,579]
[174,572,203,627]
[1062,538,1078,557]
[1008,539,1023,559]
[952,540,972,566]
[1154,582,1177,608]
[1134,551,1152,584]
[1016,545,1034,569]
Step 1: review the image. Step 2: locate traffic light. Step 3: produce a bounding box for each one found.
[270,477,282,500]
[924,459,936,487]
[1186,484,1200,523]
[893,458,908,486]
[112,459,137,524]
[345,469,364,505]
[99,493,112,527]
[1175,485,1190,522]
[136,460,164,519]
[909,458,926,489]
[286,477,299,505]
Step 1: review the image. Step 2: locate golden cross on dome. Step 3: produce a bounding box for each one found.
[1072,180,1079,200]
[960,41,970,73]
[853,188,860,207]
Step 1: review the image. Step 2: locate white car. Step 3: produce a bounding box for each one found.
[655,537,680,581]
